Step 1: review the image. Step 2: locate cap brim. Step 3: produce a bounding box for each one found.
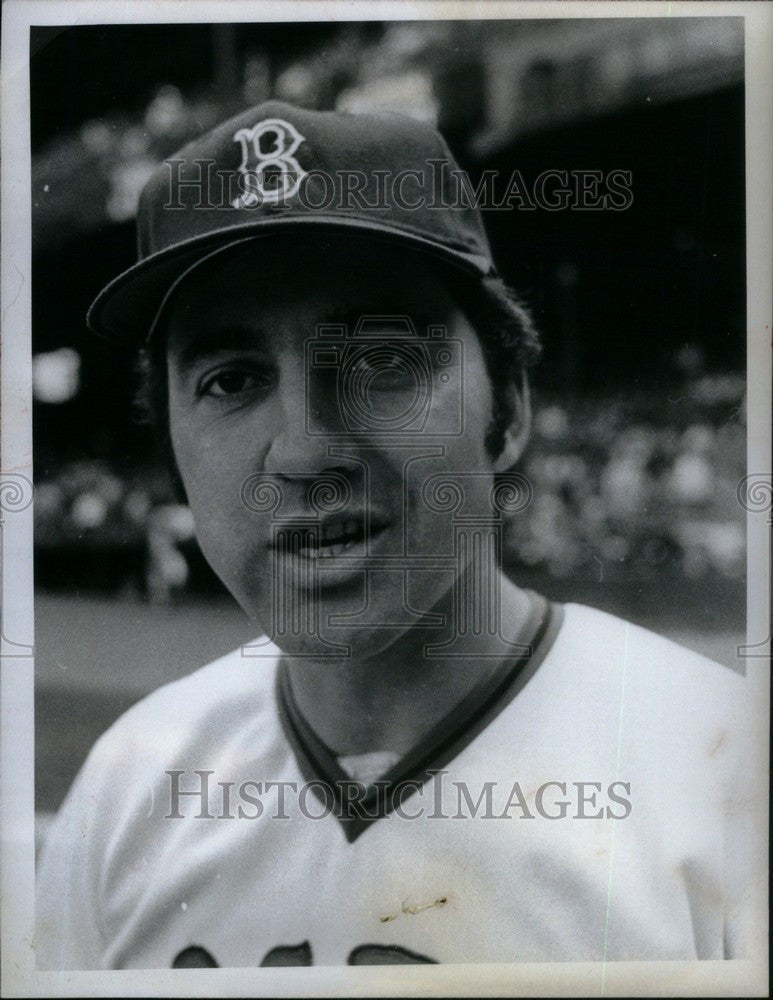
[86,217,493,346]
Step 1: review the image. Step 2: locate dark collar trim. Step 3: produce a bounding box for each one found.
[277,594,564,843]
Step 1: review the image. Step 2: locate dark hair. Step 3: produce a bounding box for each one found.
[451,273,542,457]
[134,271,542,499]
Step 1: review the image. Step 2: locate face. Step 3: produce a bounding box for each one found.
[166,234,510,658]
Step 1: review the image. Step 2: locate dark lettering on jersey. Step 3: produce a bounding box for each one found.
[348,944,437,965]
[260,940,313,966]
[172,945,219,968]
[172,939,435,967]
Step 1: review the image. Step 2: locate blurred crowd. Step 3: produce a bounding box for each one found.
[509,372,745,585]
[34,462,196,601]
[34,371,745,602]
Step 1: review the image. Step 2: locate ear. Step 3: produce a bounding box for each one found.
[493,373,532,473]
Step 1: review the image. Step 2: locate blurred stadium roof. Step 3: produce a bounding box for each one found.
[32,18,743,245]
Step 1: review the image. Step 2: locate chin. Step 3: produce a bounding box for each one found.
[236,563,449,659]
[244,619,392,662]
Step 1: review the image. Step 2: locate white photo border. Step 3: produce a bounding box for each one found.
[1,1,769,996]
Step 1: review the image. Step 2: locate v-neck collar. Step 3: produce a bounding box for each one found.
[276,591,564,843]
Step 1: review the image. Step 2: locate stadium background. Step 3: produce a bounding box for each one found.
[31,18,746,820]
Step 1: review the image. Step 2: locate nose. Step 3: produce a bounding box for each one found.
[262,360,352,478]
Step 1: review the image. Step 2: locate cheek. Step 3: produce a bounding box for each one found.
[461,349,496,441]
[168,414,270,599]
[169,389,264,511]
[172,425,237,516]
[425,346,493,460]
[406,348,496,550]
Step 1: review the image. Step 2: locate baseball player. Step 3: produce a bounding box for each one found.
[36,101,753,968]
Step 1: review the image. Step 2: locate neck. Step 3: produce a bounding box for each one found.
[284,570,534,758]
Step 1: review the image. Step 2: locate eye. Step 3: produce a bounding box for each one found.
[199,367,271,398]
[348,347,416,387]
[376,351,408,373]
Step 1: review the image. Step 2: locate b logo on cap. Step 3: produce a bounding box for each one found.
[231,118,306,208]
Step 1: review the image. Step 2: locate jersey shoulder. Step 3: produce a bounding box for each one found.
[551,601,748,745]
[84,636,281,782]
[559,600,741,675]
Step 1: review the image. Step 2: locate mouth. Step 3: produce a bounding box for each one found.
[271,516,389,560]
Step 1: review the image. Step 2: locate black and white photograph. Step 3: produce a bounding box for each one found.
[1,1,770,996]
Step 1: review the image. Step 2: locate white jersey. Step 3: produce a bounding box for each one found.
[36,601,753,969]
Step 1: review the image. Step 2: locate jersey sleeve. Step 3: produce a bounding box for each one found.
[36,727,119,970]
[35,647,268,970]
[720,669,767,960]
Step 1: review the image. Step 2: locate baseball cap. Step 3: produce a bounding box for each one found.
[86,99,497,345]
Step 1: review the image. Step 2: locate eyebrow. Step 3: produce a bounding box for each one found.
[171,325,271,370]
[170,305,444,370]
[317,305,439,334]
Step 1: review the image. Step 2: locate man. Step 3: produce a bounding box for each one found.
[37,101,751,968]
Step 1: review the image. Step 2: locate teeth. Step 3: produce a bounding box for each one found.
[296,534,361,559]
[319,519,359,545]
[276,519,384,559]
[297,543,337,558]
